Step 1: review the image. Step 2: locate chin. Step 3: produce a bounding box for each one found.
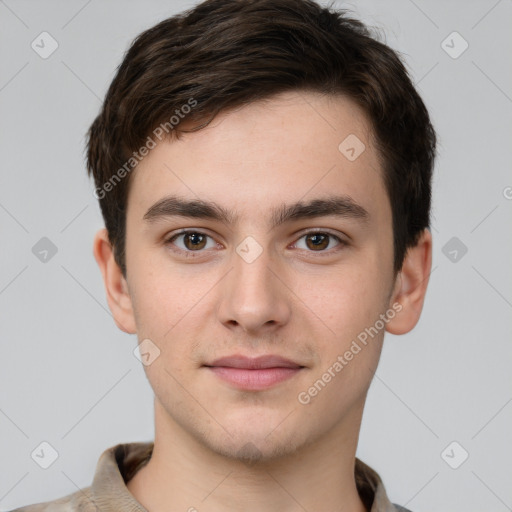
[195,417,314,465]
[155,388,330,464]
[208,434,306,464]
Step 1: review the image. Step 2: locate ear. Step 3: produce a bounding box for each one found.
[93,228,137,334]
[386,228,432,335]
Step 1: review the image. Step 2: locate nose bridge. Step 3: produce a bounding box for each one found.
[217,236,290,332]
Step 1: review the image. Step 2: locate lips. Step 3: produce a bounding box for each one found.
[203,354,304,390]
[205,354,303,370]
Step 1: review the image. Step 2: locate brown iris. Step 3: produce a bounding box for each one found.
[183,232,207,250]
[305,233,330,250]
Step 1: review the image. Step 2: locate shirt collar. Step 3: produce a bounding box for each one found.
[91,442,400,512]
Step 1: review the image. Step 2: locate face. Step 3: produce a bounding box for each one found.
[118,91,401,462]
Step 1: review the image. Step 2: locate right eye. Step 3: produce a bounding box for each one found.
[165,230,220,254]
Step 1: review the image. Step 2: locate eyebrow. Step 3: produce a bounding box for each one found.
[143,194,369,228]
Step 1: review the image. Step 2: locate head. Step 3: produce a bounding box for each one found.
[89,0,435,463]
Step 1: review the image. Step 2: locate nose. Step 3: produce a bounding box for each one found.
[216,242,291,335]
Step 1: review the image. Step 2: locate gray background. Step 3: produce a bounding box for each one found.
[1,1,511,511]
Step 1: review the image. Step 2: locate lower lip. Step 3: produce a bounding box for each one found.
[206,366,302,390]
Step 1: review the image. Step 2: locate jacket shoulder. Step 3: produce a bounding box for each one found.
[8,486,98,512]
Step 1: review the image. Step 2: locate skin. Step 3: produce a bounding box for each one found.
[94,91,432,512]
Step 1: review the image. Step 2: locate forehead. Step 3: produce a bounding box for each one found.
[127,91,387,224]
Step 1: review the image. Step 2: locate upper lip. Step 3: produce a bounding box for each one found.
[205,354,303,369]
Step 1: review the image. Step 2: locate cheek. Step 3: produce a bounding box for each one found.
[297,263,387,339]
[128,253,221,361]
[131,277,194,340]
[295,268,388,409]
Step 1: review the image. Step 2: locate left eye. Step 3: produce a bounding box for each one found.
[167,231,217,251]
[294,232,342,251]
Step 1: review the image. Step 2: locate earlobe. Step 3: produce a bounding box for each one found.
[93,228,137,334]
[386,228,432,335]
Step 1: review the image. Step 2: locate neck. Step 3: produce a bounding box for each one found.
[127,398,368,512]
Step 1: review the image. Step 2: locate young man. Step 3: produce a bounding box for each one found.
[12,0,435,511]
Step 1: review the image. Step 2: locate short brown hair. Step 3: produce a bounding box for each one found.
[86,0,436,277]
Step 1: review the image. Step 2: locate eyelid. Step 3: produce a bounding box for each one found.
[165,229,222,252]
[293,227,347,240]
[290,229,347,253]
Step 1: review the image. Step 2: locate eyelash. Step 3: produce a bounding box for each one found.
[164,229,347,257]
